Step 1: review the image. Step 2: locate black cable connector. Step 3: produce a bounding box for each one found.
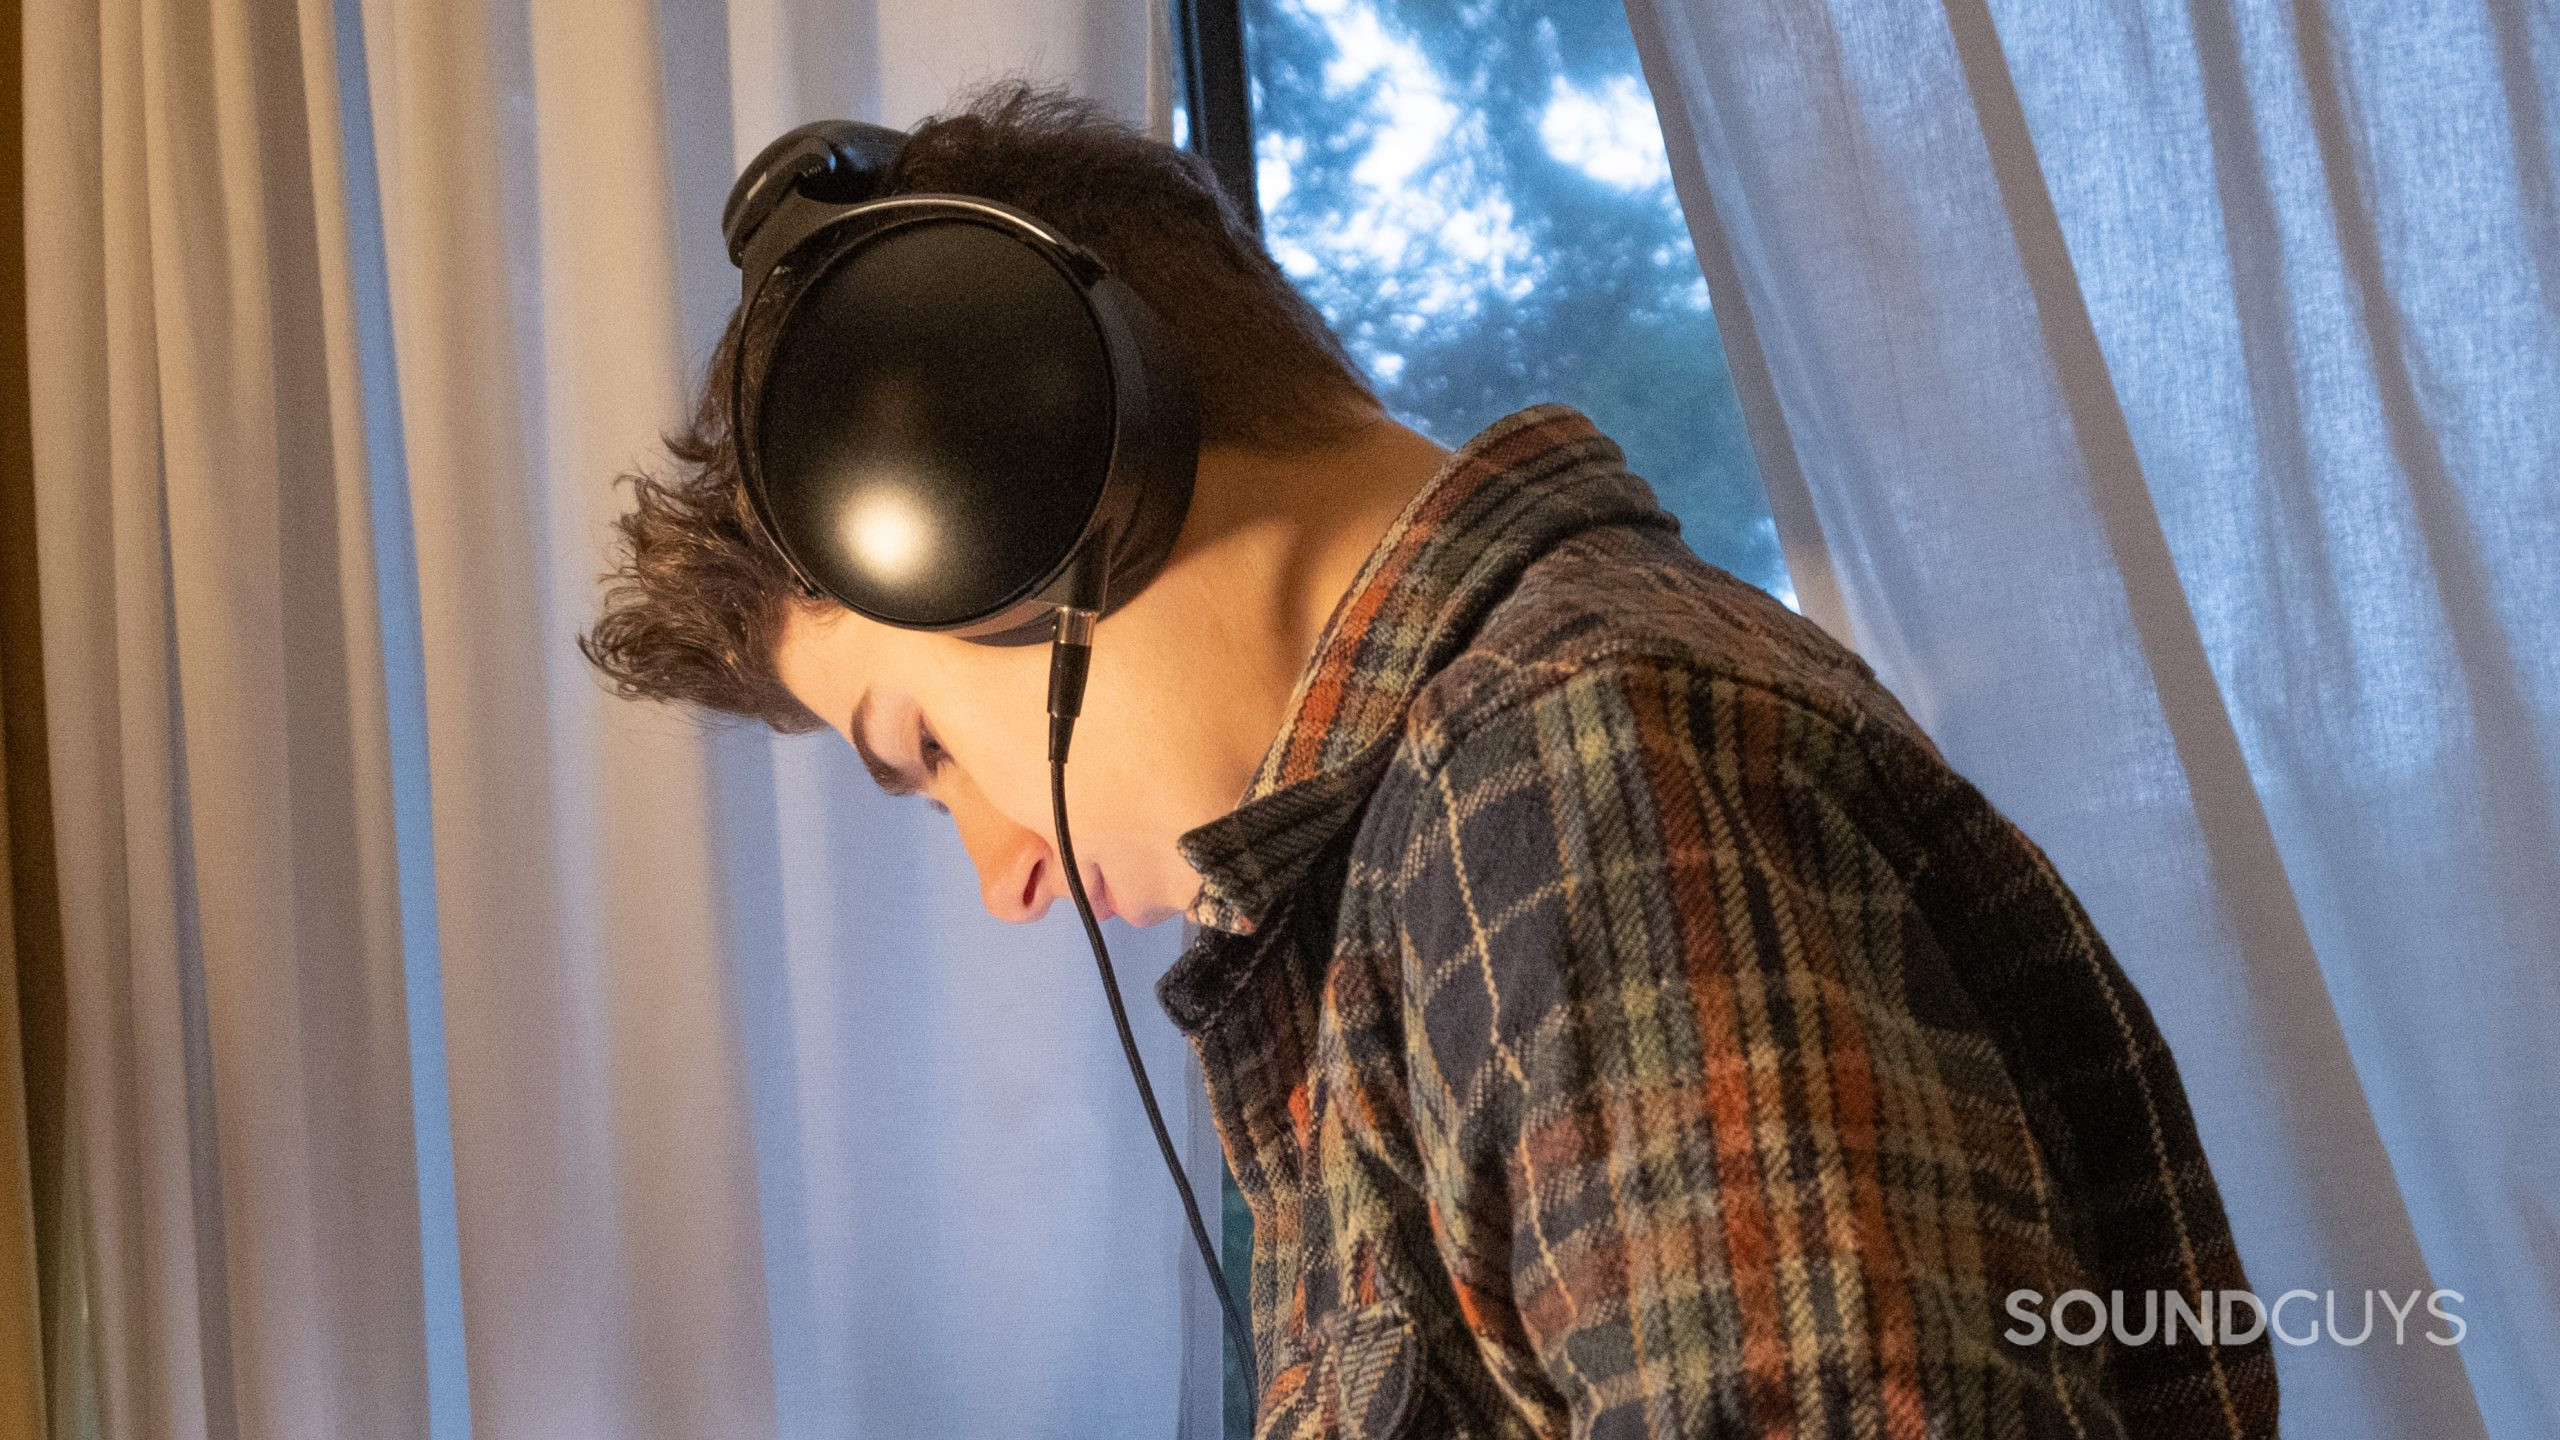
[1045,608,1262,1407]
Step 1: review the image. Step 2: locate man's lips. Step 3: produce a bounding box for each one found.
[1027,856,1116,923]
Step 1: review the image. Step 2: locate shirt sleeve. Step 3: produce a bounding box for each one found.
[1394,654,2001,1439]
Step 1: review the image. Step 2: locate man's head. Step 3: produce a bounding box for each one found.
[582,80,1417,926]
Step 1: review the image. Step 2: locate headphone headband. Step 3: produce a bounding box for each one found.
[722,120,906,264]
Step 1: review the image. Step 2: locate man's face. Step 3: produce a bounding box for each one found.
[772,602,1203,928]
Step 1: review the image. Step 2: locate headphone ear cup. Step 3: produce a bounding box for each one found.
[748,216,1121,633]
[734,196,1201,643]
[1084,273,1200,619]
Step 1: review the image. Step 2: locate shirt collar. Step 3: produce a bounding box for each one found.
[1171,404,1669,939]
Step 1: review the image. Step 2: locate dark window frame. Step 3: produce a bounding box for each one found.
[1169,12,1260,1430]
[1176,0,1260,228]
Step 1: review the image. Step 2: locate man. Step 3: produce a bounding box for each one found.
[584,82,2276,1438]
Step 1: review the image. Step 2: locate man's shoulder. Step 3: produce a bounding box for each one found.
[1400,518,1927,778]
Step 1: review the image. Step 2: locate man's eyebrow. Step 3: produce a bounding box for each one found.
[848,690,923,798]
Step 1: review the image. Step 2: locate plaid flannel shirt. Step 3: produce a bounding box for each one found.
[1158,406,2277,1439]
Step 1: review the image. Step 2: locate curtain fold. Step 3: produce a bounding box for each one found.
[0,629,50,1440]
[0,427,52,1440]
[3,1,67,1432]
[26,0,430,1434]
[25,0,1219,1436]
[0,732,48,1440]
[1627,0,2555,1435]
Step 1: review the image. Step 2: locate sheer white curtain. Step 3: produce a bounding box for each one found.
[1626,0,2555,1436]
[24,0,1220,1436]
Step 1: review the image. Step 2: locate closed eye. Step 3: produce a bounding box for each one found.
[917,722,951,815]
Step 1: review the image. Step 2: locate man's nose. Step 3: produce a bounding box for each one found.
[976,830,1056,924]
[946,781,1056,924]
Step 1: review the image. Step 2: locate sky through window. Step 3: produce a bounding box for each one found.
[1237,0,1791,602]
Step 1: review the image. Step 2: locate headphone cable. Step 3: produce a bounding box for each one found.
[1046,613,1262,1408]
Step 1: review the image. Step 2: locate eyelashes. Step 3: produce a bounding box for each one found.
[916,720,952,816]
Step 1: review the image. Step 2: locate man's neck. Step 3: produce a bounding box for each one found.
[1126,411,1453,819]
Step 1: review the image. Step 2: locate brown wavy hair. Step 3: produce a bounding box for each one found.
[579,80,1377,732]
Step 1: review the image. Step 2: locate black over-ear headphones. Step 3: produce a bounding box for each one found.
[722,119,1199,646]
[722,120,1257,1406]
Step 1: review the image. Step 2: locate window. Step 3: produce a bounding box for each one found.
[1184,0,1792,605]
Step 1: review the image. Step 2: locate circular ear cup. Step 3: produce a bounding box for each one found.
[753,219,1115,629]
[738,201,1199,643]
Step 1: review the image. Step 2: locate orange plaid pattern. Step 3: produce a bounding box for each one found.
[1161,407,2276,1438]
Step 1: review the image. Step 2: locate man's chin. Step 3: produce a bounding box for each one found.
[1124,901,1183,928]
